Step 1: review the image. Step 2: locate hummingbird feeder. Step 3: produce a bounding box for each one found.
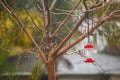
[84,43,94,49]
[84,13,95,63]
[84,57,95,63]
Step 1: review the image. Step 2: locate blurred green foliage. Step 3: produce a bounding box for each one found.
[31,61,43,80]
[0,10,44,49]
[0,1,44,78]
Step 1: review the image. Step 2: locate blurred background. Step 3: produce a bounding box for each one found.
[0,0,120,80]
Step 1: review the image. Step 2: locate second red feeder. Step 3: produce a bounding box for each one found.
[84,57,95,63]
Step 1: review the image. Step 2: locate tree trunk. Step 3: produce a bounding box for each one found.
[47,58,56,80]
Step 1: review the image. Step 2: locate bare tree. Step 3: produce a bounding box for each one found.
[0,0,120,80]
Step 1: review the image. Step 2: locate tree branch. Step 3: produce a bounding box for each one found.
[44,0,53,51]
[83,0,88,10]
[49,0,57,11]
[41,0,47,27]
[44,0,51,28]
[85,0,106,12]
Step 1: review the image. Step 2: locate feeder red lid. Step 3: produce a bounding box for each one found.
[84,43,94,49]
[84,57,95,63]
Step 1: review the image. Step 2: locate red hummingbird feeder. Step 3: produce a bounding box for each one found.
[84,43,94,49]
[84,13,95,63]
[84,57,95,63]
[84,43,95,63]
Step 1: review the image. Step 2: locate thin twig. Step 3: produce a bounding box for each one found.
[49,0,57,11]
[41,0,47,27]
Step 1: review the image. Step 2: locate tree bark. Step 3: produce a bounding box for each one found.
[47,57,56,80]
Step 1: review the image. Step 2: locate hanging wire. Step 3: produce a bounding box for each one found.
[85,12,90,43]
[87,13,90,43]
